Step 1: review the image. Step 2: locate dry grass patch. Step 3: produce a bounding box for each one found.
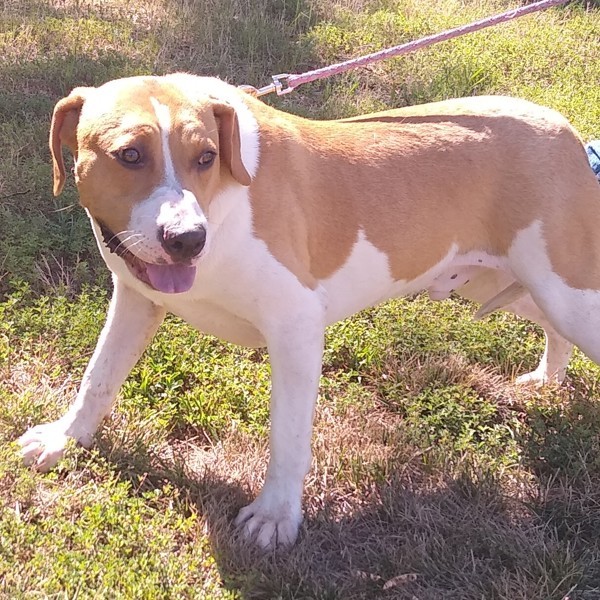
[82,370,599,599]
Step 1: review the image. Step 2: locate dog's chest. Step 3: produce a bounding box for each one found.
[164,299,266,347]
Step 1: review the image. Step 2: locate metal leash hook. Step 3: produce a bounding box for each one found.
[240,74,294,98]
[271,74,295,96]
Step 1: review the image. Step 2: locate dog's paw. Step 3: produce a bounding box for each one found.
[515,370,547,387]
[515,369,563,387]
[18,420,88,472]
[234,493,302,550]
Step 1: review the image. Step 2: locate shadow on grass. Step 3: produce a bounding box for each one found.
[519,382,600,555]
[96,408,600,600]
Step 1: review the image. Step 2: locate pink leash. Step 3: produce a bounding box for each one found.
[247,0,570,97]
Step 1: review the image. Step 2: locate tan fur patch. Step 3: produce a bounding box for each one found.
[166,102,246,214]
[245,95,600,290]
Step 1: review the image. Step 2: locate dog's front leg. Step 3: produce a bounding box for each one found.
[18,280,165,471]
[235,314,325,549]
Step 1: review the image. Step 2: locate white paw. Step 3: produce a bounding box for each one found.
[516,370,547,387]
[516,369,562,387]
[18,420,89,472]
[234,492,302,550]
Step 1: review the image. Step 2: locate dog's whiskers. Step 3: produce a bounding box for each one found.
[117,232,143,247]
[113,232,143,255]
[122,236,164,264]
[105,229,136,246]
[123,239,149,258]
[124,238,144,251]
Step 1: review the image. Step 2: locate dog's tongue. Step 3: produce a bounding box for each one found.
[146,263,197,294]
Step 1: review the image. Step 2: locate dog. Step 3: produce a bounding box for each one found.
[18,74,600,549]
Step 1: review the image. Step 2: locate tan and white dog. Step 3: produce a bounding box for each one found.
[18,74,600,548]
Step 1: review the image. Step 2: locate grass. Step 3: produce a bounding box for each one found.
[1,0,600,598]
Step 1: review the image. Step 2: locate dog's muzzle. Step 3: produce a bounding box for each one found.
[98,221,199,294]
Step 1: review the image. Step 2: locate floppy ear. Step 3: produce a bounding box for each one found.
[213,102,252,186]
[49,87,91,196]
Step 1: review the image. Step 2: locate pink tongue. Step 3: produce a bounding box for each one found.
[146,264,197,294]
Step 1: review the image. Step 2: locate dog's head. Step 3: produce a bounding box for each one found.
[50,74,254,293]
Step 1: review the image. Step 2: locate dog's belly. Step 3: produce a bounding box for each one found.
[164,299,267,348]
[320,231,509,324]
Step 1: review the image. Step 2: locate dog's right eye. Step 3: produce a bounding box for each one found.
[115,147,142,166]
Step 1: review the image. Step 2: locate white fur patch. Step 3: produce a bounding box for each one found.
[320,233,514,324]
[320,231,396,323]
[428,252,508,300]
[150,97,178,188]
[320,232,455,323]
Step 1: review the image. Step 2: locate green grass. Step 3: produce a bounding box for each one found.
[1,0,600,598]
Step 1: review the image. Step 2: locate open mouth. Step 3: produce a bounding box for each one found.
[98,221,197,294]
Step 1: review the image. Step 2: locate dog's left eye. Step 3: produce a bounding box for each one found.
[198,151,216,168]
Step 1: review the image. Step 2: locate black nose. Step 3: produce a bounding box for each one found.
[161,226,206,261]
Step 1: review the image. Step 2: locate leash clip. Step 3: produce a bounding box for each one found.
[270,74,293,96]
[243,74,294,98]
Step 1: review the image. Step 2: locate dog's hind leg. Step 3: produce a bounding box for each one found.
[509,220,600,370]
[503,294,574,385]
